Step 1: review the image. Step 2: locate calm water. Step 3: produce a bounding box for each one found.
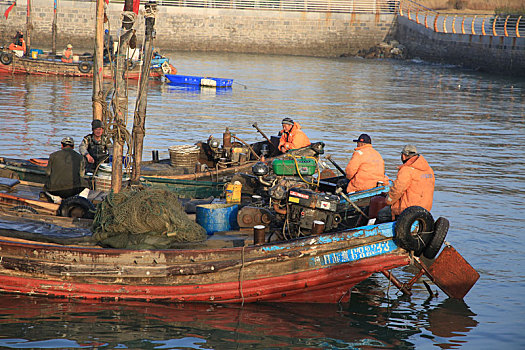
[0,52,524,349]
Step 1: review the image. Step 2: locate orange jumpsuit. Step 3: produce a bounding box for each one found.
[8,39,26,54]
[386,155,435,216]
[345,144,389,192]
[62,48,73,63]
[278,122,311,152]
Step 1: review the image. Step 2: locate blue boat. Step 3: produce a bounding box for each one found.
[165,74,233,88]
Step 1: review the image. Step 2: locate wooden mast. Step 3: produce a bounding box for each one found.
[111,0,135,193]
[131,1,156,183]
[92,0,105,122]
[25,0,32,57]
[51,0,57,54]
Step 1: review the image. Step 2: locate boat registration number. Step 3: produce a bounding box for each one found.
[310,240,397,267]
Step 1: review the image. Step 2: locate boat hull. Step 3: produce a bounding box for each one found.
[165,74,233,88]
[0,54,167,79]
[0,223,410,303]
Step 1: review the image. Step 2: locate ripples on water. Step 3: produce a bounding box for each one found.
[0,52,524,348]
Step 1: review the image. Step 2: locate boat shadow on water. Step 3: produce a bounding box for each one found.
[0,288,479,349]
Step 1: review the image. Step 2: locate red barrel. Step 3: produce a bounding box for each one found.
[368,196,387,219]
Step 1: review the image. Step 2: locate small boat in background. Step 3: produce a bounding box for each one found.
[165,73,233,88]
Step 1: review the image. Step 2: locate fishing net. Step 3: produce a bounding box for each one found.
[91,188,206,249]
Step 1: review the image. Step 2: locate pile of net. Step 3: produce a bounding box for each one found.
[91,188,206,249]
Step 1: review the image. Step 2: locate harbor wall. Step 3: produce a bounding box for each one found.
[393,16,525,76]
[0,0,395,57]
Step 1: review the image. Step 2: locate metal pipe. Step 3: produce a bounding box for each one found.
[252,122,277,152]
[325,154,346,176]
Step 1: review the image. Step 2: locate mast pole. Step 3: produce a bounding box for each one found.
[111,0,135,193]
[51,0,57,54]
[92,0,105,122]
[131,1,156,183]
[25,0,32,56]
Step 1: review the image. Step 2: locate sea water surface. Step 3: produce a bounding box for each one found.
[0,52,524,349]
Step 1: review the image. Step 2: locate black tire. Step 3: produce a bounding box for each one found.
[58,195,95,219]
[394,206,434,256]
[78,61,92,73]
[1,52,13,65]
[424,217,449,259]
[10,205,38,214]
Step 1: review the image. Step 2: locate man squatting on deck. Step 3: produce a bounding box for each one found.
[44,137,86,200]
[79,119,113,174]
[377,144,435,223]
[278,118,311,153]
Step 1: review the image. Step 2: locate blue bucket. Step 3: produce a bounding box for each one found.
[196,203,239,235]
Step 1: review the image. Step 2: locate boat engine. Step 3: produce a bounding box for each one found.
[285,187,341,236]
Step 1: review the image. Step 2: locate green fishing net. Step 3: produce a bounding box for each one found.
[92,188,206,249]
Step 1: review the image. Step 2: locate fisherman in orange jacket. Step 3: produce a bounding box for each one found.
[8,31,26,55]
[61,44,73,63]
[345,133,389,193]
[278,118,311,153]
[377,144,435,223]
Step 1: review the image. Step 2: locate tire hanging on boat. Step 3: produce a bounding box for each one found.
[394,206,434,256]
[78,61,92,73]
[423,217,449,259]
[58,195,95,219]
[0,52,13,65]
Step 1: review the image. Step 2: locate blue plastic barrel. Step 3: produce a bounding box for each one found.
[196,203,239,235]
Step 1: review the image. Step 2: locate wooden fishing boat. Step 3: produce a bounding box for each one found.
[0,198,478,303]
[165,73,233,88]
[0,50,175,79]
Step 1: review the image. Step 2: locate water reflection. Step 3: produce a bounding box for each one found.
[0,278,480,349]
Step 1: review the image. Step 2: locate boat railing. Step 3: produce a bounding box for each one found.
[398,0,524,38]
[108,0,400,14]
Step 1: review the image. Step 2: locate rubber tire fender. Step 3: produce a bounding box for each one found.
[58,195,95,219]
[10,205,38,214]
[423,217,449,259]
[78,61,92,73]
[394,206,434,256]
[1,52,13,65]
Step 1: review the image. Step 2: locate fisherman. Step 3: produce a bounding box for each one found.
[376,144,435,223]
[61,44,73,63]
[345,133,389,193]
[8,31,26,55]
[278,117,311,153]
[44,137,86,201]
[103,29,114,62]
[79,119,113,174]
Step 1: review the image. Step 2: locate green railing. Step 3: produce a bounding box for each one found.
[399,0,523,38]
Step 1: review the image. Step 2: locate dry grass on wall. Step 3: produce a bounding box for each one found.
[417,0,525,13]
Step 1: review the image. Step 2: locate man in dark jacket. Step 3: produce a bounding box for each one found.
[45,137,86,199]
[79,119,112,173]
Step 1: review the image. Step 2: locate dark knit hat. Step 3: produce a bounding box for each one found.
[91,119,103,130]
[281,118,294,125]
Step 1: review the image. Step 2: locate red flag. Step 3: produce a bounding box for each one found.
[132,0,139,14]
[4,2,16,19]
[104,0,109,4]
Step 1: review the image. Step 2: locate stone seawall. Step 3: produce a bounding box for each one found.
[394,16,525,76]
[0,0,395,57]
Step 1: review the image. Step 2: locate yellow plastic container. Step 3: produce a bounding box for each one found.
[225,183,242,203]
[31,51,38,59]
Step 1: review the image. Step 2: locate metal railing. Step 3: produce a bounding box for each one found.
[399,0,524,38]
[110,0,400,14]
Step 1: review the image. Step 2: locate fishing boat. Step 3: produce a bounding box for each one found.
[0,50,175,79]
[165,73,233,88]
[0,193,479,302]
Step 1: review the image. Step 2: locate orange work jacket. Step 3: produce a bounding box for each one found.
[386,155,435,217]
[345,144,389,193]
[62,48,73,63]
[278,122,311,152]
[8,39,26,54]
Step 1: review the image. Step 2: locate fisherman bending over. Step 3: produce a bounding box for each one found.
[376,144,435,223]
